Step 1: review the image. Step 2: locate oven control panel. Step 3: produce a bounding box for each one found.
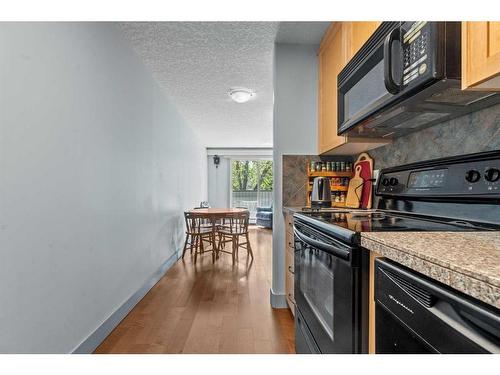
[376,152,500,198]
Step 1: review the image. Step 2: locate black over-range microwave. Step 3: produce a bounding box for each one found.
[337,21,500,138]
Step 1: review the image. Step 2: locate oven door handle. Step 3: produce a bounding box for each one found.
[293,227,350,261]
[384,26,402,95]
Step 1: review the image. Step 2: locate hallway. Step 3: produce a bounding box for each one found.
[95,227,295,354]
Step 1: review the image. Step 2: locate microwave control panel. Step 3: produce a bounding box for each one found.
[376,154,500,198]
[402,21,431,86]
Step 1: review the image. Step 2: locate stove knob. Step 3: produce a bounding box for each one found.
[382,178,390,186]
[484,168,500,182]
[389,177,399,186]
[465,170,481,183]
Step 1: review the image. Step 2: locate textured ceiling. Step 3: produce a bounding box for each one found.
[117,22,328,148]
[275,22,331,44]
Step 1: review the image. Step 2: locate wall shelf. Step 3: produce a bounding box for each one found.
[306,162,353,207]
[307,171,353,178]
[307,186,348,192]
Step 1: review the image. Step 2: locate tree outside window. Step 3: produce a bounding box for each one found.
[231,160,273,192]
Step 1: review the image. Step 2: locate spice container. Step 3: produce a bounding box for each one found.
[334,192,340,203]
[310,161,315,172]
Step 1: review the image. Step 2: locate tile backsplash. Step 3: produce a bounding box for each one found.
[367,103,500,170]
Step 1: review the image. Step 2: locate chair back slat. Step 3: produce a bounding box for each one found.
[184,211,214,233]
[223,211,249,234]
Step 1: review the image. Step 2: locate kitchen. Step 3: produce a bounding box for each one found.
[1,1,500,372]
[276,21,500,354]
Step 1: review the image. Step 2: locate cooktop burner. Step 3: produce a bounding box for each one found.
[349,212,387,220]
[295,209,498,234]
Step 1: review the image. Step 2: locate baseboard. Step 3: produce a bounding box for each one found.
[71,251,179,354]
[269,288,288,308]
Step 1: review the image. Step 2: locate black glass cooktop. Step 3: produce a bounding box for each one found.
[295,210,498,233]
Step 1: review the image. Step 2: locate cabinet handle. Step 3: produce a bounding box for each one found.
[288,294,296,306]
[288,242,293,247]
[288,265,295,275]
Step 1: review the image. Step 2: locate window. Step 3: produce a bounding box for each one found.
[230,160,273,222]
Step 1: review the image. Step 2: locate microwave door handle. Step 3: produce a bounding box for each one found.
[384,27,402,94]
[293,227,350,261]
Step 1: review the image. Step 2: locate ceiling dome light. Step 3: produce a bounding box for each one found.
[228,88,255,103]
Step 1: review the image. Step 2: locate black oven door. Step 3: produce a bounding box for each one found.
[293,221,361,353]
[338,22,442,137]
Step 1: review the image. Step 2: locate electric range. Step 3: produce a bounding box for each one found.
[295,151,500,244]
[293,150,500,354]
[295,209,500,244]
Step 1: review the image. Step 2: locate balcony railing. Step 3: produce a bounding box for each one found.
[231,190,273,221]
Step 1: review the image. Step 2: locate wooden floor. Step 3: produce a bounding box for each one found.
[94,226,295,354]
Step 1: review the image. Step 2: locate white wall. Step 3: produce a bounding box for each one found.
[0,23,207,353]
[272,43,318,306]
[207,156,231,208]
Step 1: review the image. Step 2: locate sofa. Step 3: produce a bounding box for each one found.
[256,205,273,229]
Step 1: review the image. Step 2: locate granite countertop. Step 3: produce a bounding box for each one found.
[361,232,500,309]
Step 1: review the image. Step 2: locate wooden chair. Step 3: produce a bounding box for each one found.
[192,207,214,229]
[218,207,248,231]
[182,211,216,263]
[216,211,253,264]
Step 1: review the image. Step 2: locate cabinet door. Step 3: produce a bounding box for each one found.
[318,23,348,154]
[345,21,382,60]
[462,22,500,90]
[285,247,295,315]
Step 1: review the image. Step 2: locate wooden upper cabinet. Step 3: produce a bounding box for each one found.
[317,22,389,155]
[344,22,382,60]
[318,23,348,154]
[462,22,500,90]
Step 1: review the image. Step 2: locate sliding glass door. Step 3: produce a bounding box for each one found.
[230,159,273,222]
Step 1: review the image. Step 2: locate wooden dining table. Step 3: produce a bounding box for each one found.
[187,208,248,253]
[186,207,249,235]
[187,207,248,218]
